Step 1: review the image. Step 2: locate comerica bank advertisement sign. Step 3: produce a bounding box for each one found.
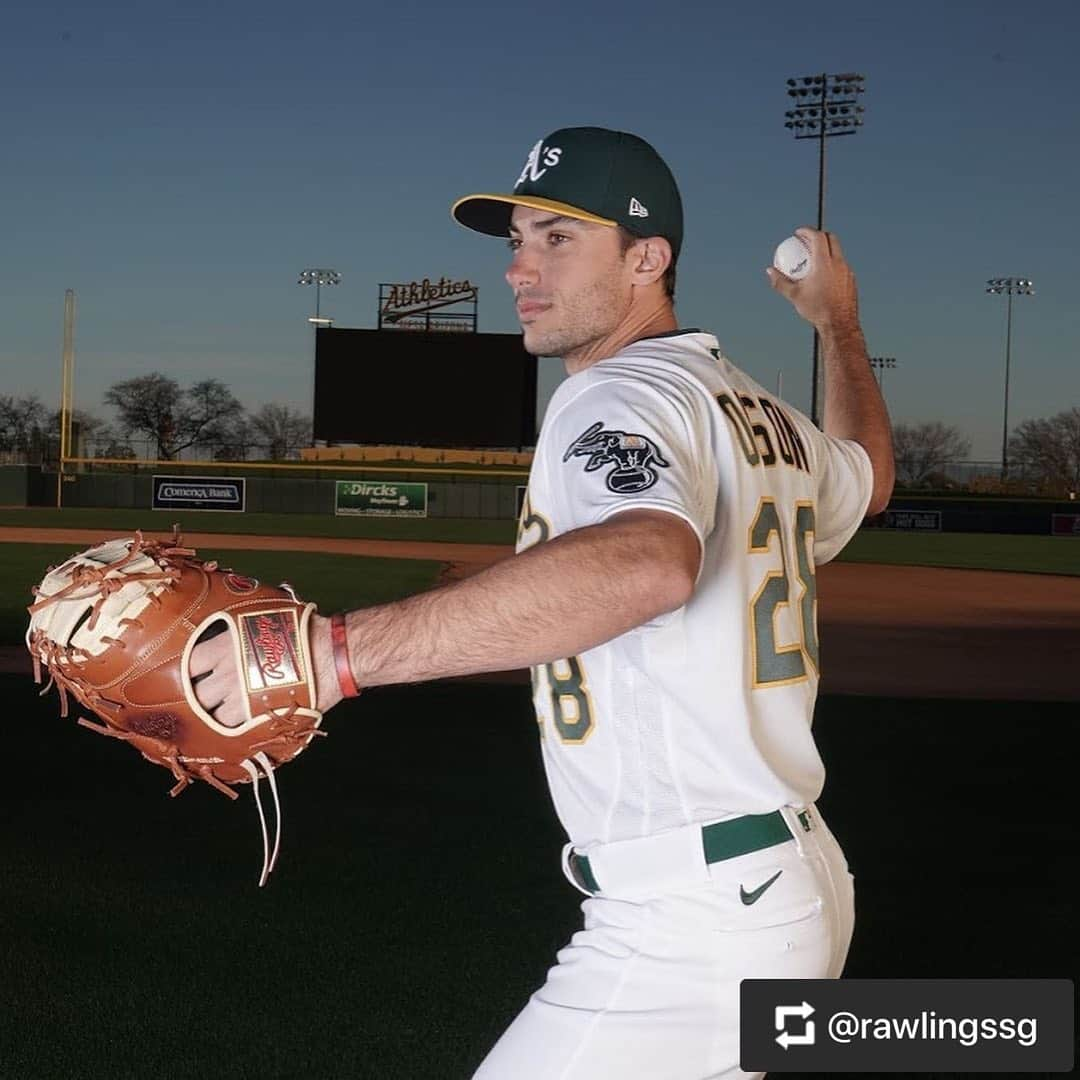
[335,480,428,518]
[152,475,246,512]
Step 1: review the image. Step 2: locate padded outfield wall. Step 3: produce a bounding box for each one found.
[11,462,526,520]
[875,496,1080,536]
[4,464,1078,533]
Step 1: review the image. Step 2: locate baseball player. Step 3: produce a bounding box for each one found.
[191,126,893,1078]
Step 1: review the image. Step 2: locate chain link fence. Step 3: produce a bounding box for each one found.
[6,435,311,465]
[893,459,1069,497]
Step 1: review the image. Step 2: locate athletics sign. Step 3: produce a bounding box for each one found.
[152,475,245,512]
[335,480,428,518]
[378,277,478,331]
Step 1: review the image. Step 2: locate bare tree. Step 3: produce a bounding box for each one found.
[205,417,255,461]
[104,374,180,458]
[185,379,246,451]
[249,403,312,459]
[48,408,118,453]
[105,374,244,459]
[892,422,972,486]
[1009,408,1080,495]
[94,435,137,460]
[0,394,47,453]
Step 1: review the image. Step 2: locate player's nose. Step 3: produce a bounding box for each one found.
[505,247,540,289]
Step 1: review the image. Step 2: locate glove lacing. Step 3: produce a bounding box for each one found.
[240,751,282,888]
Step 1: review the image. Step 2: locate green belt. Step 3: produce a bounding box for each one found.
[570,809,812,895]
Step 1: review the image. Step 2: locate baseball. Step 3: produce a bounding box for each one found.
[773,234,812,280]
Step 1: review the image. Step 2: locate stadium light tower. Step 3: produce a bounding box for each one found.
[298,268,340,447]
[986,277,1034,482]
[298,268,341,322]
[869,356,897,401]
[784,72,866,427]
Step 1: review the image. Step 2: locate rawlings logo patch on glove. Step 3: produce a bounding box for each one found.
[26,529,325,886]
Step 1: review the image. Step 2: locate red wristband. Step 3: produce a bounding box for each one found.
[330,613,360,698]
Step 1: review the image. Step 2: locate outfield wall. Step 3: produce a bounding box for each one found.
[875,497,1080,536]
[4,464,1077,533]
[33,467,524,520]
[0,465,30,506]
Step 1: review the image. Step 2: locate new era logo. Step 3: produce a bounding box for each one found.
[628,197,649,218]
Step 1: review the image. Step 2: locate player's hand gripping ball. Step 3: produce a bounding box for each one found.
[25,529,325,885]
[772,234,812,280]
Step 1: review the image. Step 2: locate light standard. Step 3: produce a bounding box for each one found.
[985,278,1034,481]
[784,72,866,427]
[298,268,340,322]
[298,269,340,447]
[869,356,896,401]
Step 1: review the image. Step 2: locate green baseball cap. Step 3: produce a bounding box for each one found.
[452,127,683,259]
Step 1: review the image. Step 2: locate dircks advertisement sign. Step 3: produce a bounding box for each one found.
[335,480,428,518]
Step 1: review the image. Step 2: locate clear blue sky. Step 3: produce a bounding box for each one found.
[2,0,1077,458]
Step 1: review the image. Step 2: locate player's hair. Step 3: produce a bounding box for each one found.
[617,227,677,301]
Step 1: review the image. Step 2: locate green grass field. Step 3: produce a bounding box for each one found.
[1,679,1072,1078]
[1,509,1073,1077]
[838,529,1078,575]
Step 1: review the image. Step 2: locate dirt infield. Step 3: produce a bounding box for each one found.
[814,563,1078,700]
[3,526,1076,700]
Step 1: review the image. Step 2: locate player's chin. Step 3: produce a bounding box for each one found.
[520,323,565,359]
[519,325,547,355]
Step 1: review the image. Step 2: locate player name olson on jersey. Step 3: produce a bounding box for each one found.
[715,386,811,473]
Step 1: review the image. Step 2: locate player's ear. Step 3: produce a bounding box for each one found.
[628,237,672,289]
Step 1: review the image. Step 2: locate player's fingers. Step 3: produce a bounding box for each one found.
[793,225,821,252]
[212,698,247,728]
[188,627,232,677]
[766,266,795,295]
[191,670,247,727]
[795,227,847,269]
[192,668,228,713]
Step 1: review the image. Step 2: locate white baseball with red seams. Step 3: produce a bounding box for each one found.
[773,234,812,280]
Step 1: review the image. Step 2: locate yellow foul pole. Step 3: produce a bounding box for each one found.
[57,289,76,508]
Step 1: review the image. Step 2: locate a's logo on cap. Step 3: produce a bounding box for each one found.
[629,197,649,218]
[515,139,563,188]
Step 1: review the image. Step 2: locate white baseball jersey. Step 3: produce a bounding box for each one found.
[517,330,873,849]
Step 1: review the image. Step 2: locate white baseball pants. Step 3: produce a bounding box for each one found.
[472,807,854,1080]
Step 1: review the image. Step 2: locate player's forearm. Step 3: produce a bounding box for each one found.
[819,319,895,514]
[331,512,695,695]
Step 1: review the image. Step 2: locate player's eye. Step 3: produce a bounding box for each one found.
[506,237,522,251]
[548,232,570,245]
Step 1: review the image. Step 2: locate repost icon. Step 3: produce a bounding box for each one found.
[775,1001,816,1049]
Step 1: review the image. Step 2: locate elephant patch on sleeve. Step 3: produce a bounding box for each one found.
[562,421,670,493]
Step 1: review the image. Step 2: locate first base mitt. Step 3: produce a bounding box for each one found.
[26,529,325,886]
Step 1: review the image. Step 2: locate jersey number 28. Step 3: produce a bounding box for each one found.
[519,491,595,743]
[749,499,819,687]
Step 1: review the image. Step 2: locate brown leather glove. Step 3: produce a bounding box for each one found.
[27,529,324,885]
